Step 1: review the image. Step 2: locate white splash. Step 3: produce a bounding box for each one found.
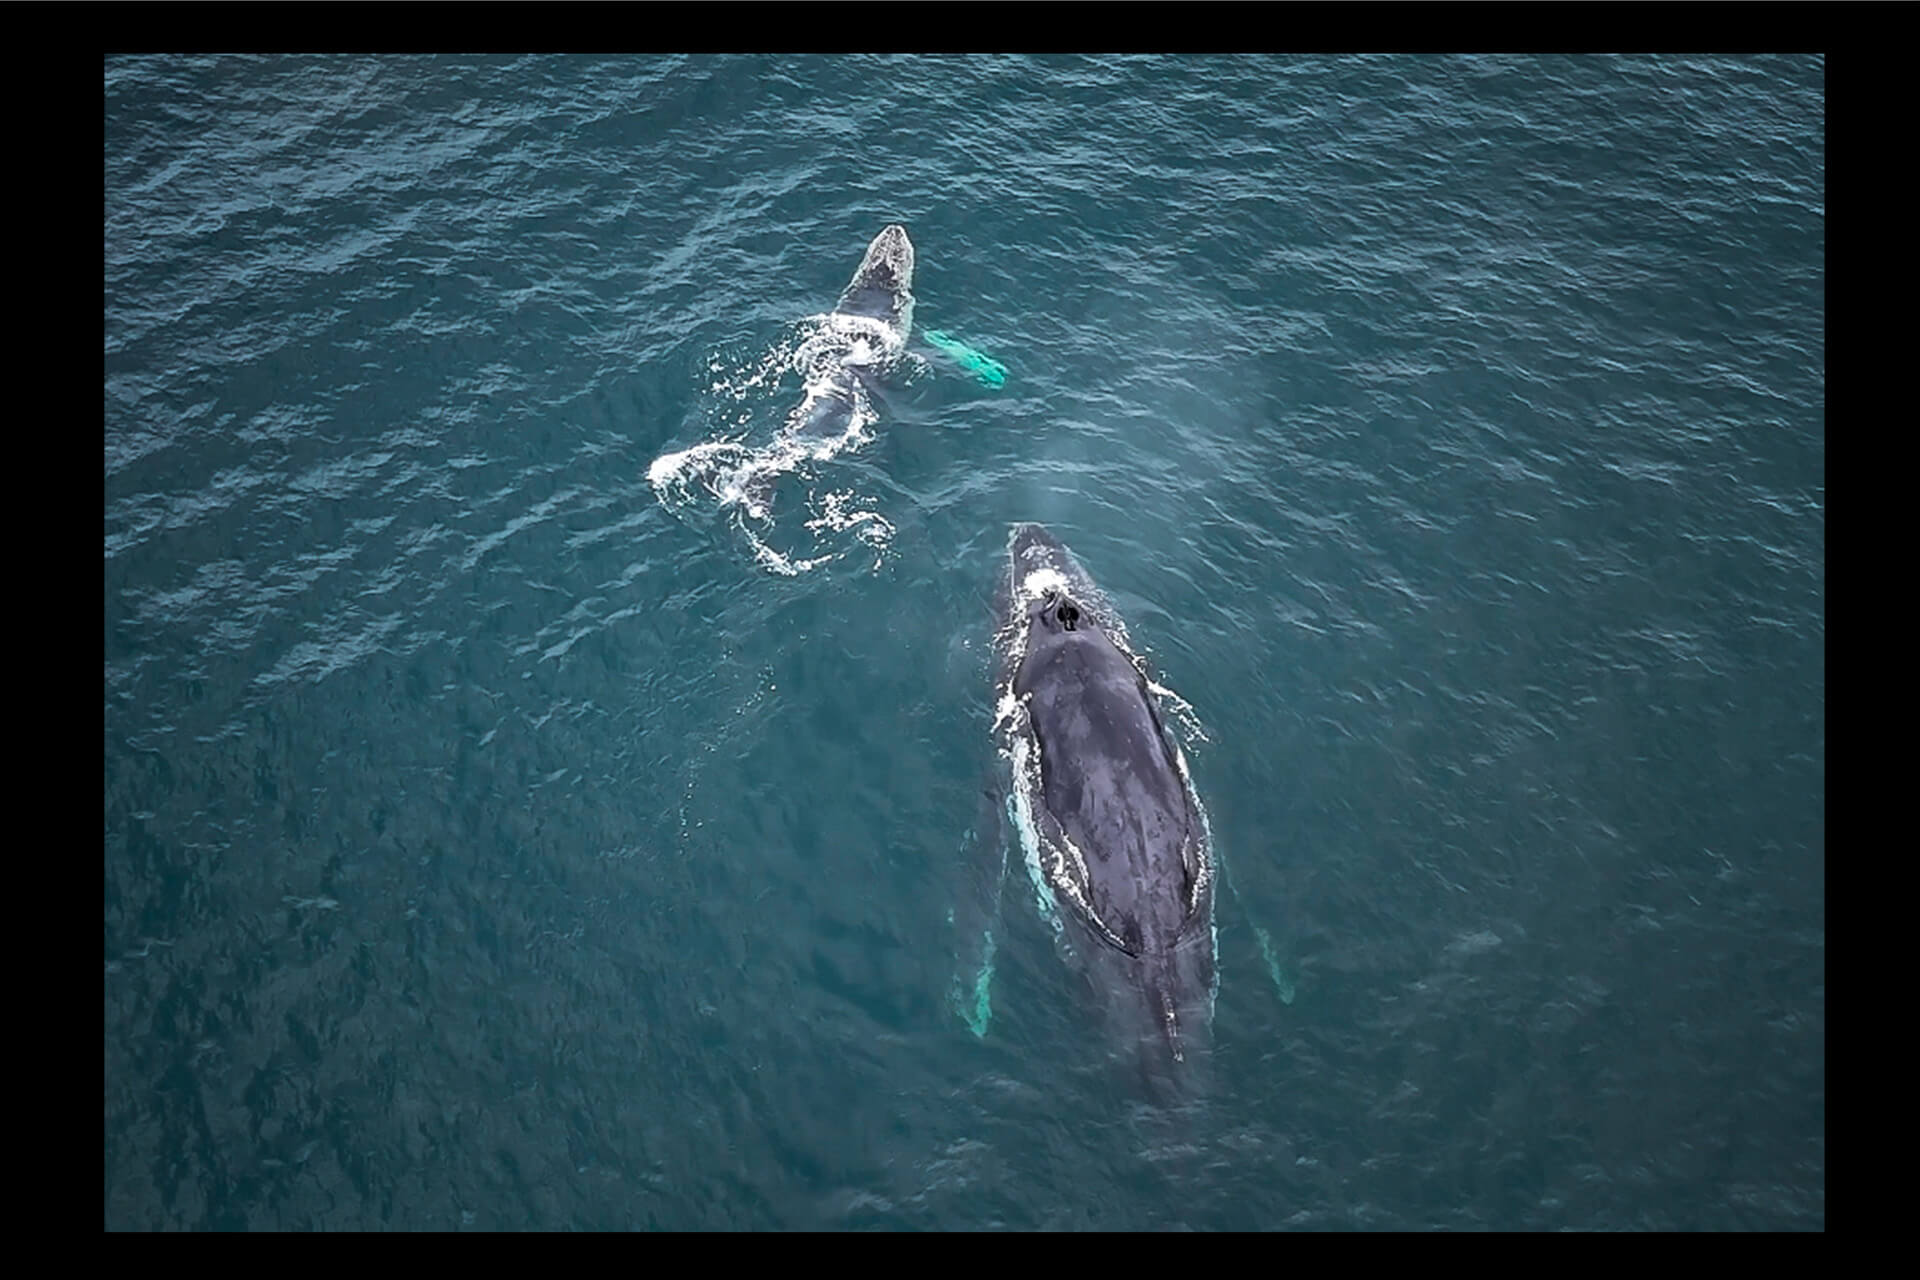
[648,314,903,575]
[1019,566,1071,605]
[1006,735,1063,936]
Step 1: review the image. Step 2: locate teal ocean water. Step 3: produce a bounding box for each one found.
[105,55,1824,1230]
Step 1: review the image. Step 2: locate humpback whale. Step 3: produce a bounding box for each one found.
[787,223,915,443]
[990,523,1217,1084]
[646,225,917,572]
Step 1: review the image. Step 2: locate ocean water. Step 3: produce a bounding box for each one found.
[104,55,1824,1231]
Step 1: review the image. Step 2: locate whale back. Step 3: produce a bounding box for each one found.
[1014,592,1202,957]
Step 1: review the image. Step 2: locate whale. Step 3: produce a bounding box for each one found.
[710,225,916,523]
[989,523,1217,1089]
[787,223,915,442]
[646,225,918,569]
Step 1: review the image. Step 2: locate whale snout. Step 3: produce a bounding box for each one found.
[857,224,915,290]
[835,225,916,335]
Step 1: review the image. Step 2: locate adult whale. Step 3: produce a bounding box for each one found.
[989,523,1217,1088]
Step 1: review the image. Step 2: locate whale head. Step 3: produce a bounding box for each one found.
[835,224,915,337]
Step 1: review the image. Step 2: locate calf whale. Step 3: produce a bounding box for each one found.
[786,223,915,443]
[989,523,1218,1083]
[704,224,916,525]
[646,225,917,573]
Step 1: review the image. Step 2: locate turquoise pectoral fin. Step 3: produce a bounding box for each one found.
[1215,846,1298,1006]
[922,329,1008,390]
[1252,920,1296,1006]
[949,787,1012,1038]
[950,924,998,1039]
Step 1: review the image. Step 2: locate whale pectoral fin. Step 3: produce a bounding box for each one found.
[1250,918,1297,1006]
[922,329,1008,389]
[949,785,1012,1038]
[1213,843,1297,1006]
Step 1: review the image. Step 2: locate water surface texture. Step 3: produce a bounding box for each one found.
[105,55,1824,1230]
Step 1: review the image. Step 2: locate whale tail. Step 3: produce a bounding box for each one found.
[1148,959,1186,1065]
[1126,960,1203,1107]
